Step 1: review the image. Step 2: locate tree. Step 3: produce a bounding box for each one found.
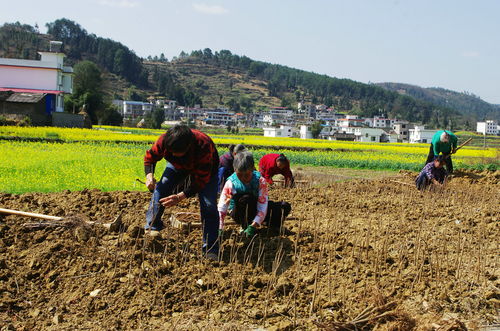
[144,108,165,129]
[202,48,213,59]
[97,104,123,126]
[311,121,324,139]
[125,86,143,101]
[113,48,127,76]
[66,60,104,124]
[73,60,102,96]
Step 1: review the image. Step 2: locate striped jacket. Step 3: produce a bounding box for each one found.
[144,129,219,197]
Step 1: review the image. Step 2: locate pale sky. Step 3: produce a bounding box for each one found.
[3,0,500,104]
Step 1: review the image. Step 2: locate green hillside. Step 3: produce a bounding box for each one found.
[3,19,499,129]
[377,82,500,123]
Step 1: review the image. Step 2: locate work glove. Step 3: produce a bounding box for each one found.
[243,225,256,237]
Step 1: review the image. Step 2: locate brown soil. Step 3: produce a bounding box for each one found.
[0,170,499,330]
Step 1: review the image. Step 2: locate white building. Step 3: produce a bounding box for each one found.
[0,41,73,113]
[263,107,294,126]
[372,116,395,128]
[392,121,413,142]
[477,120,498,135]
[263,125,294,138]
[204,110,235,126]
[355,128,387,142]
[336,118,364,128]
[299,125,313,139]
[340,127,386,142]
[113,100,153,120]
[180,107,205,121]
[316,110,343,123]
[163,100,178,120]
[409,126,437,144]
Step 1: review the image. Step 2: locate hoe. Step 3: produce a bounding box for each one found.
[0,208,123,231]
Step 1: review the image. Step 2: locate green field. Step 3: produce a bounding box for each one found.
[0,126,497,193]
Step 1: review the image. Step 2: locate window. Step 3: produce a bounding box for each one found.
[371,137,376,141]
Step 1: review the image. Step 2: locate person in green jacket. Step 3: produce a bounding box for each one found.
[425,130,458,173]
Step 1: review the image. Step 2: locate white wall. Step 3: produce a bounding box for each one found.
[477,121,498,135]
[409,128,436,143]
[0,66,58,91]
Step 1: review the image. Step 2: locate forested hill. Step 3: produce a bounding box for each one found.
[376,82,500,122]
[2,18,495,129]
[163,52,458,127]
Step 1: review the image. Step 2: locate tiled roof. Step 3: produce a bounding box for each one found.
[6,93,45,103]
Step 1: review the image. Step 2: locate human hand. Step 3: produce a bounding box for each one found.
[160,192,185,208]
[146,173,156,192]
[243,225,256,237]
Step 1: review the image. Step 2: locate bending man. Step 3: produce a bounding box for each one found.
[415,155,448,191]
[426,130,458,173]
[143,125,220,259]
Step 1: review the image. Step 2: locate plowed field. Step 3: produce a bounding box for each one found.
[1,170,498,330]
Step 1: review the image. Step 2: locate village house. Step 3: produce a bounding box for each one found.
[476,120,498,135]
[113,100,154,121]
[0,41,76,126]
[263,125,294,138]
[299,125,313,139]
[409,125,437,143]
[203,109,235,126]
[297,102,316,118]
[262,107,294,126]
[392,121,413,142]
[336,116,364,128]
[372,115,395,128]
[343,127,387,142]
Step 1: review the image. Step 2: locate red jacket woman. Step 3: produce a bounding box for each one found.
[258,153,294,187]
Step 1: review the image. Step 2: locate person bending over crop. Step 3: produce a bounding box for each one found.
[218,151,291,237]
[218,144,246,192]
[143,124,220,259]
[426,130,457,173]
[415,155,448,191]
[258,153,295,188]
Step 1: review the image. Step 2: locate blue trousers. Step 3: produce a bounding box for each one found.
[217,166,230,193]
[145,163,219,253]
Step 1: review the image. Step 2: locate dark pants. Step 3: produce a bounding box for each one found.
[145,163,219,254]
[217,166,232,193]
[415,173,431,190]
[230,194,291,229]
[415,170,446,191]
[426,144,453,173]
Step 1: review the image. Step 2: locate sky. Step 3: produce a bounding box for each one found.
[3,0,500,104]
